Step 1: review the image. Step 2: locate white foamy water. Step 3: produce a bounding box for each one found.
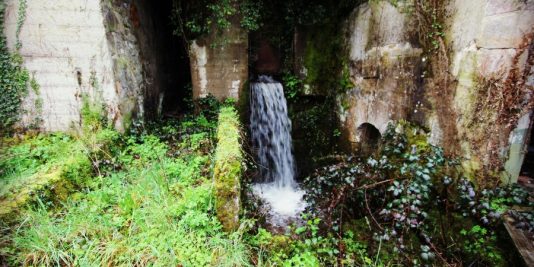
[250,75,306,227]
[252,183,306,226]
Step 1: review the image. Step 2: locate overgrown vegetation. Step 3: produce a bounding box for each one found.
[2,102,531,266]
[172,0,261,44]
[2,1,532,266]
[0,98,255,266]
[300,121,531,266]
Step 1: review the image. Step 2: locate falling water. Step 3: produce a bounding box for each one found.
[250,75,306,227]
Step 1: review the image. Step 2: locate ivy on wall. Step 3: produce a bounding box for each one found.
[0,0,30,136]
[171,0,261,44]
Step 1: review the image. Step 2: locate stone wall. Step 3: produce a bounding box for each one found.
[448,0,534,183]
[337,0,533,183]
[189,17,248,100]
[339,1,423,142]
[101,1,145,131]
[3,0,144,132]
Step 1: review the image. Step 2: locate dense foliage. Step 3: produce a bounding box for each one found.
[301,121,532,266]
[172,0,261,42]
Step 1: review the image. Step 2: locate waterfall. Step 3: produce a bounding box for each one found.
[250,75,297,188]
[250,75,305,227]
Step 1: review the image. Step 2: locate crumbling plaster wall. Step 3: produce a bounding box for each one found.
[340,0,533,183]
[3,0,144,132]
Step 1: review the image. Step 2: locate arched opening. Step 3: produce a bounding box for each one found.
[356,123,381,156]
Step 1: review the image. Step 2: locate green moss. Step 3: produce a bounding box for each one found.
[116,56,130,70]
[396,120,432,152]
[0,95,118,218]
[302,23,348,95]
[121,110,133,132]
[213,106,243,231]
[0,148,90,217]
[237,79,250,123]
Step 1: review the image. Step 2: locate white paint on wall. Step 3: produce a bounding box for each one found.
[191,40,208,98]
[230,80,240,99]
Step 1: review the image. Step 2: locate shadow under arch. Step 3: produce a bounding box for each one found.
[356,123,382,156]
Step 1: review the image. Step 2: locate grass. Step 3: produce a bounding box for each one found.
[0,112,252,266]
[11,163,249,266]
[0,134,77,198]
[0,133,92,217]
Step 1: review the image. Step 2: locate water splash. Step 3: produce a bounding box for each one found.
[250,75,306,227]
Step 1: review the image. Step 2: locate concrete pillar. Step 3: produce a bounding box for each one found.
[189,17,248,101]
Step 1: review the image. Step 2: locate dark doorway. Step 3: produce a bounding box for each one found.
[133,0,191,118]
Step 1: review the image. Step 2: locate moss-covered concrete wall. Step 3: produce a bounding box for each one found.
[447,0,534,184]
[0,149,91,218]
[213,106,243,231]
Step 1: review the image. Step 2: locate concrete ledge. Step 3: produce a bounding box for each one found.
[213,107,242,232]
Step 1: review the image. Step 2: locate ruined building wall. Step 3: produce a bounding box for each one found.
[3,0,144,132]
[4,0,531,183]
[338,0,533,184]
[339,1,423,140]
[3,0,248,130]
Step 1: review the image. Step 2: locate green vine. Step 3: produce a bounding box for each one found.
[0,0,30,136]
[15,0,27,50]
[172,0,262,43]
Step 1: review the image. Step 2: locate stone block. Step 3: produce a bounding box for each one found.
[485,0,525,16]
[476,48,517,77]
[477,10,534,49]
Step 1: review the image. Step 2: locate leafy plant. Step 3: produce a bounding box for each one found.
[0,0,30,136]
[172,0,262,42]
[460,225,504,266]
[282,72,302,101]
[301,120,522,265]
